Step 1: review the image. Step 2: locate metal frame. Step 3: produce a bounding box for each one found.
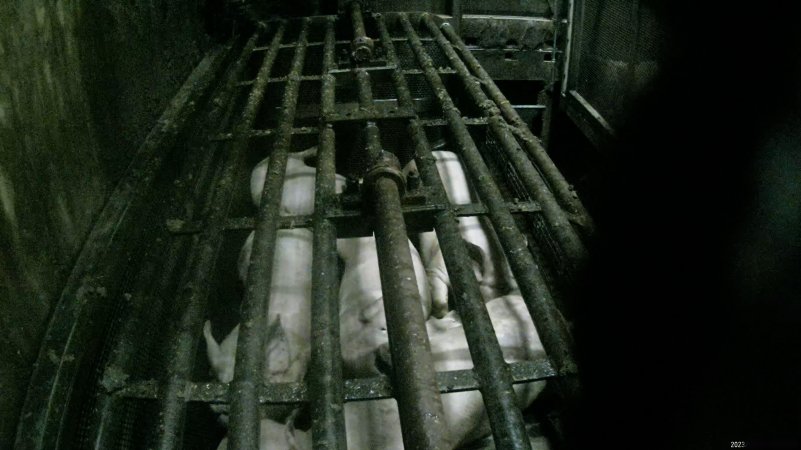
[18,10,589,449]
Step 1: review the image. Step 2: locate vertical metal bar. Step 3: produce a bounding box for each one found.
[152,28,279,450]
[308,17,347,450]
[349,1,374,62]
[409,120,533,450]
[452,0,463,36]
[228,19,310,448]
[399,13,578,387]
[308,125,346,450]
[422,14,587,269]
[356,69,374,109]
[88,38,247,449]
[380,26,531,447]
[321,18,336,118]
[14,37,234,450]
[375,14,414,109]
[362,123,450,450]
[439,20,594,232]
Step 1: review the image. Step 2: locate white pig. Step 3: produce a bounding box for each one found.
[412,151,518,318]
[215,416,311,450]
[204,147,346,391]
[249,146,346,212]
[348,294,547,449]
[337,234,432,378]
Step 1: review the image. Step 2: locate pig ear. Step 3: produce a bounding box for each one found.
[463,239,488,275]
[203,321,222,362]
[294,145,318,161]
[401,159,419,178]
[265,318,291,374]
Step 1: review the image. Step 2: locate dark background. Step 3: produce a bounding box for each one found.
[565,1,801,448]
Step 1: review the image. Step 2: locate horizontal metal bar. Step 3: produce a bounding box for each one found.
[213,115,497,142]
[323,104,415,122]
[237,68,459,86]
[211,126,318,141]
[251,36,437,51]
[165,200,543,234]
[112,360,559,403]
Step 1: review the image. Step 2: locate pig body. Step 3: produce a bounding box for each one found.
[249,147,346,213]
[427,294,547,447]
[337,235,432,378]
[215,416,311,450]
[416,151,518,317]
[204,147,345,395]
[341,294,548,449]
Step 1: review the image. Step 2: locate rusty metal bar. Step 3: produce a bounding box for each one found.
[228,19,309,448]
[400,12,578,388]
[308,124,346,450]
[378,20,534,448]
[166,200,544,235]
[422,14,587,270]
[349,1,374,62]
[86,36,248,449]
[151,28,277,450]
[362,122,450,449]
[308,16,347,447]
[356,69,374,109]
[321,17,336,118]
[113,360,557,404]
[409,120,533,450]
[452,0,463,36]
[375,14,414,109]
[438,20,594,233]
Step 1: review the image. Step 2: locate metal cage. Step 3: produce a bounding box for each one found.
[17,9,591,450]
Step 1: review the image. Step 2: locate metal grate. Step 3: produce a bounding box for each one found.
[17,9,593,450]
[567,0,665,131]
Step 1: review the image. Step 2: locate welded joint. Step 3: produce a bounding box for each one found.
[363,150,406,198]
[349,0,374,63]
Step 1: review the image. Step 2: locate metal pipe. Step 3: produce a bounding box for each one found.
[422,14,587,269]
[452,0,463,36]
[321,18,336,118]
[438,20,594,234]
[379,18,532,447]
[308,16,347,448]
[356,69,374,109]
[225,20,303,449]
[308,124,347,450]
[375,14,414,109]
[362,122,450,450]
[88,37,247,448]
[399,13,578,386]
[409,120,533,450]
[152,28,277,450]
[349,1,374,62]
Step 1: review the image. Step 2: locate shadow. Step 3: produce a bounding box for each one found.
[566,1,801,449]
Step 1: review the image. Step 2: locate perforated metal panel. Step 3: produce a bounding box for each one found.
[564,0,665,137]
